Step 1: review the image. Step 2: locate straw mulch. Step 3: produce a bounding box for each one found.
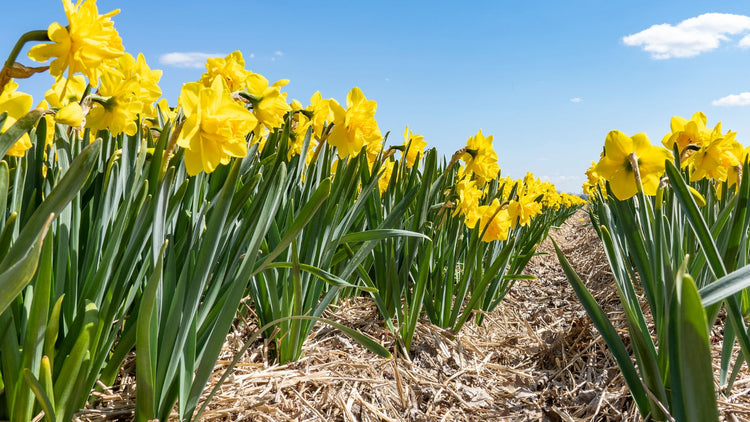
[78,210,750,421]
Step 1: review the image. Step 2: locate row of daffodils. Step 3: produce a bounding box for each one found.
[566,113,750,421]
[0,1,583,421]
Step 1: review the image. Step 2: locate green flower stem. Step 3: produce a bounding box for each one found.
[3,29,50,68]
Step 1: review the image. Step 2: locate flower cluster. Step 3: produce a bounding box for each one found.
[1,0,577,215]
[588,112,750,200]
[451,130,582,242]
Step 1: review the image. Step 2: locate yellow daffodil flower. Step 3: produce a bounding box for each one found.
[86,67,142,136]
[508,195,542,228]
[45,74,87,108]
[35,100,55,148]
[246,73,292,132]
[0,80,34,157]
[200,51,249,92]
[661,112,713,168]
[56,102,84,127]
[115,52,162,117]
[458,130,500,185]
[176,77,257,176]
[583,161,606,197]
[378,159,395,195]
[28,0,124,86]
[403,126,427,168]
[596,130,672,200]
[477,199,511,242]
[453,178,483,229]
[288,99,317,163]
[328,87,382,159]
[155,98,177,123]
[310,91,335,140]
[689,132,741,182]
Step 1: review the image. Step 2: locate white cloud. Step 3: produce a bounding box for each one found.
[274,51,284,56]
[623,13,750,59]
[158,52,224,68]
[712,92,750,106]
[570,97,583,103]
[740,34,750,48]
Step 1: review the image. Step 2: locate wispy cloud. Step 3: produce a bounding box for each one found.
[740,34,750,48]
[570,97,583,103]
[271,51,284,62]
[159,52,224,68]
[712,92,750,106]
[623,13,750,59]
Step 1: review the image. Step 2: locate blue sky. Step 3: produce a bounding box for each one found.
[4,1,750,193]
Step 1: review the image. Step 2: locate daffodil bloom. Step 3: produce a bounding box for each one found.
[453,178,483,229]
[403,126,427,168]
[45,74,87,108]
[246,73,292,131]
[458,130,500,185]
[596,130,672,200]
[28,0,124,86]
[56,102,84,127]
[200,51,249,92]
[378,159,395,195]
[86,67,142,136]
[689,130,741,182]
[155,98,177,123]
[115,52,162,117]
[328,87,382,159]
[583,161,606,197]
[0,80,34,157]
[176,77,257,176]
[310,91,335,139]
[288,99,317,163]
[725,145,749,191]
[508,195,542,228]
[36,100,56,148]
[365,137,384,167]
[477,199,511,242]
[661,112,713,168]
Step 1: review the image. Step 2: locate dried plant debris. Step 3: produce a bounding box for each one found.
[77,210,750,421]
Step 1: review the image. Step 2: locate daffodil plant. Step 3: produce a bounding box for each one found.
[560,118,750,422]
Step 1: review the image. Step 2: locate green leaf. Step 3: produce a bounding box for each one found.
[264,261,377,292]
[339,228,430,244]
[0,139,101,315]
[669,271,719,422]
[552,238,651,417]
[700,264,750,306]
[23,368,55,422]
[665,160,726,279]
[0,213,52,316]
[0,108,43,160]
[255,178,331,273]
[0,160,8,229]
[135,241,167,422]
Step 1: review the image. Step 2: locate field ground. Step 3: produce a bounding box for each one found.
[78,210,750,421]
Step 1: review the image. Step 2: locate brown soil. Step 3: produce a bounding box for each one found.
[77,209,750,421]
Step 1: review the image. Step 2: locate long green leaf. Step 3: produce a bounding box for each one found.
[0,109,43,160]
[0,139,101,315]
[135,241,167,422]
[264,261,377,292]
[339,228,430,244]
[552,238,651,417]
[700,264,750,306]
[670,271,719,422]
[22,368,55,422]
[0,213,52,316]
